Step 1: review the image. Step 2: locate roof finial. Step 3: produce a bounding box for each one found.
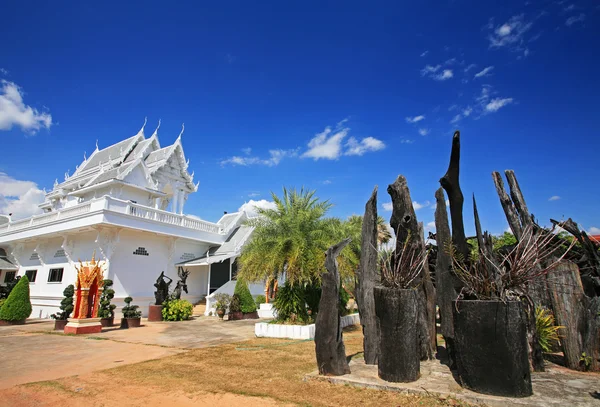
[83,151,87,161]
[95,139,99,151]
[176,123,185,142]
[54,179,58,188]
[152,119,161,137]
[137,117,147,137]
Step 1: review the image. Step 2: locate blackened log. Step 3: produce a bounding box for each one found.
[419,221,437,359]
[504,170,533,231]
[440,131,470,260]
[548,261,600,371]
[492,171,523,240]
[356,186,379,365]
[315,238,352,376]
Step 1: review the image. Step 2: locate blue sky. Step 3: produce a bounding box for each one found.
[1,1,599,236]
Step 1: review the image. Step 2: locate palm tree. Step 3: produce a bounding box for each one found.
[238,187,334,285]
[377,216,392,245]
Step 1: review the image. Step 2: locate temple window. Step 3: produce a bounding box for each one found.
[48,268,64,283]
[25,270,37,282]
[3,271,16,283]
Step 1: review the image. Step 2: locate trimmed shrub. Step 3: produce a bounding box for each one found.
[0,298,5,310]
[254,295,266,307]
[273,282,308,323]
[234,279,257,313]
[162,299,193,321]
[98,279,116,319]
[122,297,141,319]
[229,294,242,313]
[51,284,74,320]
[0,275,32,321]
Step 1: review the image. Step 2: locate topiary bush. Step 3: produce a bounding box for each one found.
[51,284,74,320]
[229,294,241,313]
[273,282,308,323]
[122,297,141,319]
[254,295,266,307]
[0,275,32,322]
[0,298,5,310]
[234,278,257,313]
[162,298,193,321]
[98,279,116,319]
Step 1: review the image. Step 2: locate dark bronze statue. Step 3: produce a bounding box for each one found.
[153,271,172,305]
[172,267,190,300]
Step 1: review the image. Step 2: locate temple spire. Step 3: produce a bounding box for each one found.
[136,117,147,137]
[95,139,99,152]
[176,123,185,142]
[151,119,161,138]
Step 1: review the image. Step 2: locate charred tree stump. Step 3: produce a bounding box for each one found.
[548,261,600,371]
[492,171,523,240]
[374,286,420,382]
[440,131,470,261]
[315,238,352,376]
[453,300,532,397]
[356,186,379,365]
[419,221,437,356]
[434,188,459,366]
[388,175,435,360]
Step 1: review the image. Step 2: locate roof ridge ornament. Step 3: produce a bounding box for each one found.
[54,179,58,188]
[176,123,184,142]
[136,117,148,137]
[83,151,87,161]
[95,139,99,152]
[152,119,161,138]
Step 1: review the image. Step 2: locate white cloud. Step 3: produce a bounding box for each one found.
[588,226,600,235]
[463,106,473,117]
[566,13,585,26]
[432,69,453,81]
[450,114,462,124]
[413,200,430,210]
[241,147,252,155]
[485,97,513,112]
[548,195,561,201]
[0,173,45,220]
[382,202,393,211]
[345,136,386,156]
[321,180,332,185]
[248,192,260,198]
[420,50,429,57]
[488,14,533,54]
[420,65,441,76]
[474,66,494,78]
[425,221,436,232]
[0,80,52,134]
[221,148,298,167]
[238,199,277,217]
[464,64,477,72]
[0,68,8,75]
[400,139,414,144]
[406,115,425,124]
[418,128,430,136]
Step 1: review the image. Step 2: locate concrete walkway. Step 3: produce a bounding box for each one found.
[0,316,257,389]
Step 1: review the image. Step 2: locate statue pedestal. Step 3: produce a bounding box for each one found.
[148,304,163,322]
[64,317,103,335]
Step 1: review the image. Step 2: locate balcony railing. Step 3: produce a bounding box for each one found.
[0,196,222,236]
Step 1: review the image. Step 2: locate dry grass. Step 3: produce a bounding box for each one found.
[8,326,476,407]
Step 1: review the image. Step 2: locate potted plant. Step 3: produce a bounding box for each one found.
[374,241,426,383]
[234,278,258,319]
[50,284,74,330]
[0,275,32,326]
[228,294,243,321]
[214,293,231,320]
[98,279,116,327]
[120,296,142,328]
[450,226,571,397]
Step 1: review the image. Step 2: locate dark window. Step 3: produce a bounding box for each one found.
[48,268,63,283]
[4,271,16,283]
[25,270,37,282]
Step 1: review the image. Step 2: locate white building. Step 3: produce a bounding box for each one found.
[0,122,257,318]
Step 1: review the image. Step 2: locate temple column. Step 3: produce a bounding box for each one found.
[178,190,185,215]
[171,189,179,213]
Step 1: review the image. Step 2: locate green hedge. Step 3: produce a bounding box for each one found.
[162,299,193,321]
[234,279,256,313]
[0,275,32,321]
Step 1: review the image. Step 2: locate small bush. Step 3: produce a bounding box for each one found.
[304,283,321,314]
[234,279,257,313]
[98,279,116,319]
[274,282,308,323]
[0,275,32,321]
[254,295,266,307]
[51,284,74,320]
[162,299,193,321]
[122,296,141,319]
[229,294,241,313]
[536,306,562,353]
[214,293,231,311]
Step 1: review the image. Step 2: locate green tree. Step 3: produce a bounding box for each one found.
[238,187,334,284]
[493,231,517,251]
[0,275,32,321]
[234,278,257,313]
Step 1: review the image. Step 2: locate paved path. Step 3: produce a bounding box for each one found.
[0,317,257,389]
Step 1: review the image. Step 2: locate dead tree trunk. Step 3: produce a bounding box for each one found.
[504,170,533,231]
[419,221,437,356]
[434,188,460,366]
[440,131,470,261]
[388,175,435,360]
[548,261,600,371]
[315,238,352,376]
[492,171,523,240]
[356,186,379,365]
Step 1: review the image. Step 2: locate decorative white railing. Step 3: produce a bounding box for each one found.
[0,196,223,236]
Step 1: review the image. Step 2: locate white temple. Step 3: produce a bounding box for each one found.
[0,121,257,318]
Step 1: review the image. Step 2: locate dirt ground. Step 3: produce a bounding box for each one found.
[0,324,472,407]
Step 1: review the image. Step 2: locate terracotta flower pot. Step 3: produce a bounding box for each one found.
[100,317,114,327]
[54,319,68,330]
[453,300,532,397]
[217,309,225,319]
[125,318,141,328]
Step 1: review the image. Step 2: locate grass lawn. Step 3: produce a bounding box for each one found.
[2,326,476,406]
